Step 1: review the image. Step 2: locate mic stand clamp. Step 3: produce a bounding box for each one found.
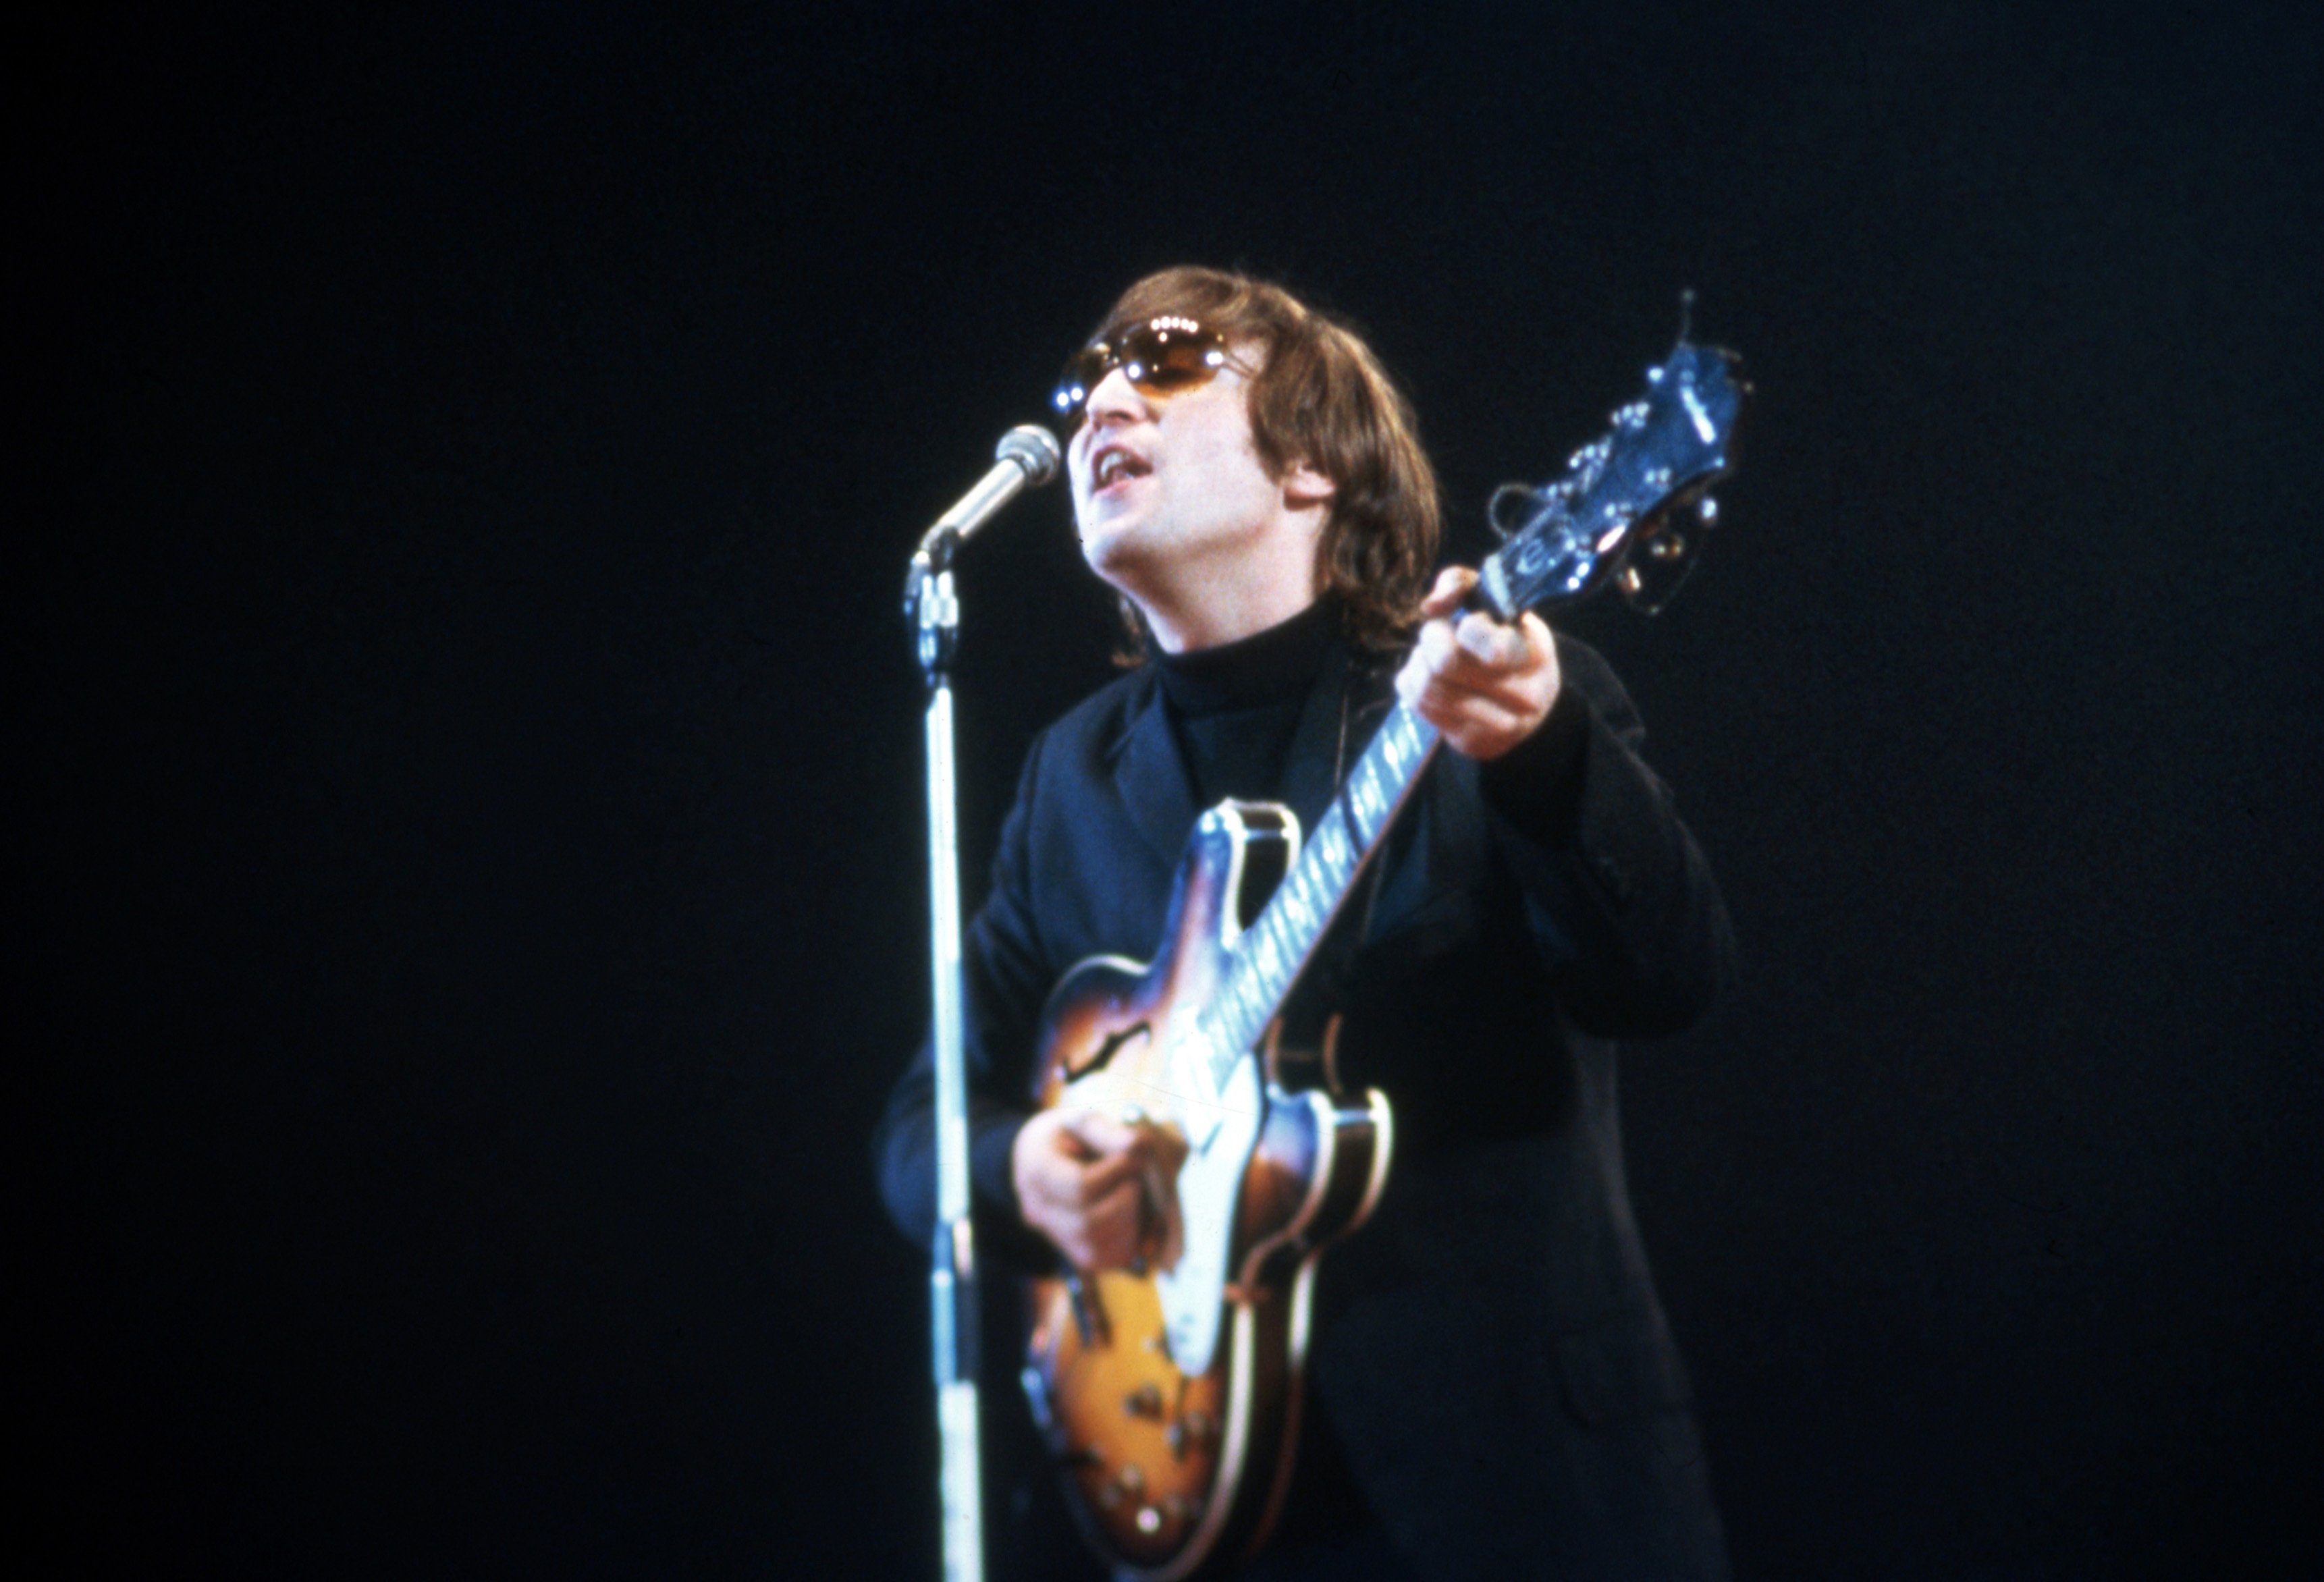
[906,527,961,687]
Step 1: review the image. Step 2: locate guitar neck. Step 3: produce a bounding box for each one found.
[1191,335,1746,1094]
[1199,699,1440,1085]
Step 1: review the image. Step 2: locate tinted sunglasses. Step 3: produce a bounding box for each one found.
[1051,316,1233,429]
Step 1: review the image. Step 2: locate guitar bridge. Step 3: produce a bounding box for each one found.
[1064,1270,1109,1347]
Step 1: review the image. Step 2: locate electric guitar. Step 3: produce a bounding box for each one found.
[1020,333,1749,1579]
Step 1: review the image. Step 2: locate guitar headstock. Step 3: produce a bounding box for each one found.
[1474,337,1749,620]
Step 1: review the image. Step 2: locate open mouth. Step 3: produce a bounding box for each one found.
[1092,448,1151,493]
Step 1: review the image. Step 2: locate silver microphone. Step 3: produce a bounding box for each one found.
[917,425,1063,558]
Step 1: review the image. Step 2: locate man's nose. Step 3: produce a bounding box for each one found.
[1083,364,1148,428]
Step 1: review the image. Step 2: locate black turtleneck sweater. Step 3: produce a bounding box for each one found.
[1153,596,1341,810]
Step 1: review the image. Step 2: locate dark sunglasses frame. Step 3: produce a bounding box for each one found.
[1051,317,1235,429]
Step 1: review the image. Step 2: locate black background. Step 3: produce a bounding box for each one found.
[38,3,2321,1576]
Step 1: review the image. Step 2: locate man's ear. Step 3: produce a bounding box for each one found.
[1282,460,1336,510]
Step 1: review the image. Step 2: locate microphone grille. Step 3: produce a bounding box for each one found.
[996,424,1063,487]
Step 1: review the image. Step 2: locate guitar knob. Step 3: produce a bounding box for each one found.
[1135,1505,1164,1535]
[1166,1411,1216,1461]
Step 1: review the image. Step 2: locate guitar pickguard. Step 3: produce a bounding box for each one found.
[1152,1036,1263,1376]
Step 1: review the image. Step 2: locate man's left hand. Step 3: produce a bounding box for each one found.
[1395,566,1561,761]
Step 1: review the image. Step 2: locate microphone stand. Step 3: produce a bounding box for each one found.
[896,420,1056,1582]
[904,526,984,1582]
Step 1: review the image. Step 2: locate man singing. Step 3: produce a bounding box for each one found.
[877,267,1733,1579]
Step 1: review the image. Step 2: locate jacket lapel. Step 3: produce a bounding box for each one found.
[1111,671,1200,866]
[1277,639,1354,834]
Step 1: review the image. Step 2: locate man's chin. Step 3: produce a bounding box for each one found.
[1077,518,1153,582]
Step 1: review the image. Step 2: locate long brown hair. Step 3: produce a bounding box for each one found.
[1090,267,1441,655]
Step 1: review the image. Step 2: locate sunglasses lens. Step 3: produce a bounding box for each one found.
[1051,343,1114,424]
[1052,320,1228,427]
[1120,323,1226,395]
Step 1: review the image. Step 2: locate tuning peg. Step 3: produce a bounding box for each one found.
[1696,495,1719,525]
[1486,482,1536,541]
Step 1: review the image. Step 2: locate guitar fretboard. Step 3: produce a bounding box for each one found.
[1199,700,1440,1089]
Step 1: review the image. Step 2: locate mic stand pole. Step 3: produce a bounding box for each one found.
[905,528,984,1582]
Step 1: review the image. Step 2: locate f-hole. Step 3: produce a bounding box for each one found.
[1070,1022,1152,1079]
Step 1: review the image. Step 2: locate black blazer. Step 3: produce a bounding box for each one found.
[877,634,1735,1580]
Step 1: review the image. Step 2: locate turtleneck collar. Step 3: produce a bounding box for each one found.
[1153,597,1339,719]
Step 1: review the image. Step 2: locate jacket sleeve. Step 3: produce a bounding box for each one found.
[870,733,1066,1269]
[1474,635,1735,1039]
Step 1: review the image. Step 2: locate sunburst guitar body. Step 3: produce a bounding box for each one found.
[1021,801,1391,1581]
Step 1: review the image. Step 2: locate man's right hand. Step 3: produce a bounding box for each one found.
[1011,1106,1174,1271]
